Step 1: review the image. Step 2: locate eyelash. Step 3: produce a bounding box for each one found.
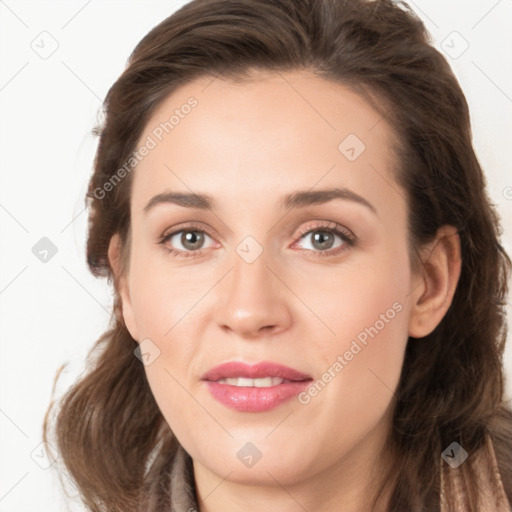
[157,221,356,260]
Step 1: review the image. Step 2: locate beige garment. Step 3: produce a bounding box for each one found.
[440,434,510,512]
[170,435,511,512]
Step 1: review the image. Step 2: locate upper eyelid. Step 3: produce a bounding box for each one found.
[160,222,217,241]
[296,220,354,239]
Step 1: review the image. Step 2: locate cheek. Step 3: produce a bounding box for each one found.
[143,358,206,445]
[297,241,411,432]
[301,233,411,356]
[127,242,202,341]
[127,246,208,424]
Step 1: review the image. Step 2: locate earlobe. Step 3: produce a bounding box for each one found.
[408,225,462,339]
[107,233,140,342]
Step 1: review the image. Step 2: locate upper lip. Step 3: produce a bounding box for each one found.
[201,361,312,382]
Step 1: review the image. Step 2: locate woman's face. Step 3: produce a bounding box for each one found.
[117,70,419,489]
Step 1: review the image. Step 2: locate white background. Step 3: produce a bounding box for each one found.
[1,1,511,510]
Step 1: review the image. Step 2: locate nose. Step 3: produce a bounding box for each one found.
[214,248,292,338]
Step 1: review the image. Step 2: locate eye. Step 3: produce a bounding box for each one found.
[158,223,217,259]
[293,221,356,257]
[158,220,356,259]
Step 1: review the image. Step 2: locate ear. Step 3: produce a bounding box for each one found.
[108,233,140,342]
[408,225,462,338]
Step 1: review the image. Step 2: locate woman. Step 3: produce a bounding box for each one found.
[43,0,512,510]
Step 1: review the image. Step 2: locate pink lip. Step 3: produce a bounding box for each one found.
[201,361,312,381]
[202,361,313,412]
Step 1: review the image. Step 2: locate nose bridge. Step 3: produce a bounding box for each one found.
[214,240,290,336]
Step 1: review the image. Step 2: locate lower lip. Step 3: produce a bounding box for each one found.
[204,380,312,412]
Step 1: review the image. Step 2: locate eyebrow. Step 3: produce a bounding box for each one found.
[143,187,377,215]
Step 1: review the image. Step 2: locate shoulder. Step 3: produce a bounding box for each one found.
[489,405,512,504]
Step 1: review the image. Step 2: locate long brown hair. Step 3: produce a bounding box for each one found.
[43,0,512,510]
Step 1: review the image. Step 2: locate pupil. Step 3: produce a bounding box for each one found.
[314,231,333,249]
[183,231,203,249]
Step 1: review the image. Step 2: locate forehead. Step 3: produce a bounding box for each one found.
[130,69,400,219]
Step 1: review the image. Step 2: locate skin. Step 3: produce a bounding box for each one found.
[108,69,461,512]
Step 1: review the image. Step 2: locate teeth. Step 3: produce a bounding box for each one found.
[216,377,285,387]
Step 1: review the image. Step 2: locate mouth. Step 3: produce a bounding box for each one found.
[201,361,313,412]
[201,360,312,382]
[214,376,295,387]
